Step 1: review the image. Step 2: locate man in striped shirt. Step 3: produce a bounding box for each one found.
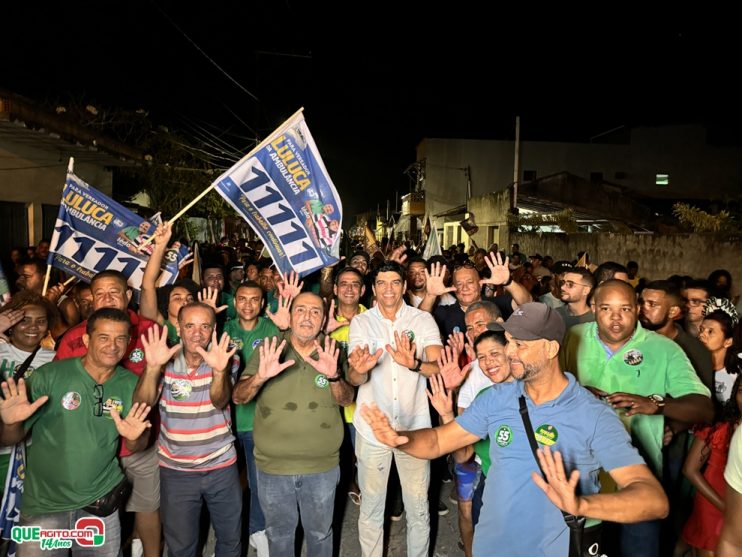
[136,301,240,557]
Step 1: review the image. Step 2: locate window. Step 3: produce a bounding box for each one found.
[523,170,537,182]
[656,174,669,186]
[590,172,603,183]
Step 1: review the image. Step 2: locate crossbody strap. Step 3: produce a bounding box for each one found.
[518,395,586,550]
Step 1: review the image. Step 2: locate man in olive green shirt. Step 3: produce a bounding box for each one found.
[233,292,353,557]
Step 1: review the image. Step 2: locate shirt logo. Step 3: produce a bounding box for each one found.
[314,374,329,389]
[250,338,261,350]
[623,349,643,366]
[170,379,192,400]
[535,424,558,446]
[61,391,81,411]
[402,330,415,342]
[495,425,513,447]
[103,396,124,419]
[128,348,144,363]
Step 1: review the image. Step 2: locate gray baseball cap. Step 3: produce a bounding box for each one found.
[502,302,565,344]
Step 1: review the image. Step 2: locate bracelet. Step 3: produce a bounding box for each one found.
[408,358,422,372]
[503,276,513,287]
[326,372,343,382]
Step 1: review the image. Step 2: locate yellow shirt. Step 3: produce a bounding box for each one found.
[330,304,367,423]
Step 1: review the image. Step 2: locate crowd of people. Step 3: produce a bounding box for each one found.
[0,230,740,557]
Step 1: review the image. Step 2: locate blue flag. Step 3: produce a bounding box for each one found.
[48,170,188,290]
[213,110,342,277]
[0,443,25,556]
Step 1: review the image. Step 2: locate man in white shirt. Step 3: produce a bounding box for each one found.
[348,261,443,557]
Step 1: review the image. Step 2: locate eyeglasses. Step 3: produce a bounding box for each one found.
[93,384,104,417]
[558,280,589,288]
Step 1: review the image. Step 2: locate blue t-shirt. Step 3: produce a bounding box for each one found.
[456,373,644,557]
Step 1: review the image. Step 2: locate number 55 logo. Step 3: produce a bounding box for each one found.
[75,517,105,547]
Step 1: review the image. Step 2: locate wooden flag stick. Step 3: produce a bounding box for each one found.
[43,157,76,296]
[137,107,305,251]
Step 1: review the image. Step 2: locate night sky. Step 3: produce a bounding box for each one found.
[3,4,739,219]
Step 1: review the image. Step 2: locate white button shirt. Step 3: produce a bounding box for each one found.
[350,304,442,446]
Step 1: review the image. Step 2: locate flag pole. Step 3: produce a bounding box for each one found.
[137,107,305,251]
[43,157,75,296]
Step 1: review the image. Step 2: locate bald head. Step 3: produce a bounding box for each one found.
[593,279,636,305]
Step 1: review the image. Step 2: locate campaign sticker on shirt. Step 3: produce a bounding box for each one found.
[103,396,124,418]
[535,424,559,446]
[402,330,415,343]
[128,348,144,364]
[453,326,461,334]
[623,349,643,366]
[170,379,192,400]
[250,338,262,350]
[61,391,81,411]
[495,425,513,447]
[314,374,329,389]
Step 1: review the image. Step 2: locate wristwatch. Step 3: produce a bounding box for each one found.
[409,358,423,372]
[648,394,665,413]
[326,372,342,383]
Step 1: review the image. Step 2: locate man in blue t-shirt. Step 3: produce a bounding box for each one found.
[361,303,669,557]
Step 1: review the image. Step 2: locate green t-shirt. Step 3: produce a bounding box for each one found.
[245,332,346,475]
[222,292,237,321]
[165,319,179,344]
[561,321,710,476]
[225,317,280,432]
[23,358,138,515]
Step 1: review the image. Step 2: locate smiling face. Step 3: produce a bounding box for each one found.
[475,337,511,383]
[234,285,264,323]
[10,304,49,352]
[179,305,216,355]
[453,267,481,307]
[334,270,364,307]
[83,319,130,370]
[91,276,131,311]
[372,271,406,312]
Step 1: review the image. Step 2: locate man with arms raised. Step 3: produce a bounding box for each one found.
[362,303,669,557]
[347,261,443,557]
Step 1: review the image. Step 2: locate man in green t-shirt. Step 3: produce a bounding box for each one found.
[0,308,151,557]
[233,292,354,557]
[561,279,714,557]
[225,281,279,556]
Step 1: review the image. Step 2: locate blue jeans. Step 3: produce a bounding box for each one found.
[17,508,120,557]
[257,466,340,557]
[620,519,661,557]
[237,430,265,535]
[160,464,242,557]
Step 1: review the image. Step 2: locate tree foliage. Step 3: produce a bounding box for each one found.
[507,209,579,234]
[672,202,737,235]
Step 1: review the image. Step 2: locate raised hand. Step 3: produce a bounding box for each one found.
[266,293,292,331]
[388,245,408,266]
[0,378,48,425]
[257,336,296,380]
[479,251,511,287]
[359,402,409,447]
[198,287,228,314]
[386,331,417,369]
[44,283,66,304]
[438,345,468,389]
[110,402,152,441]
[141,326,181,369]
[531,446,582,516]
[323,299,344,334]
[447,331,466,357]
[427,373,454,419]
[425,262,456,297]
[278,271,304,298]
[0,308,24,335]
[152,222,173,249]
[195,331,238,372]
[348,345,383,374]
[307,336,340,378]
